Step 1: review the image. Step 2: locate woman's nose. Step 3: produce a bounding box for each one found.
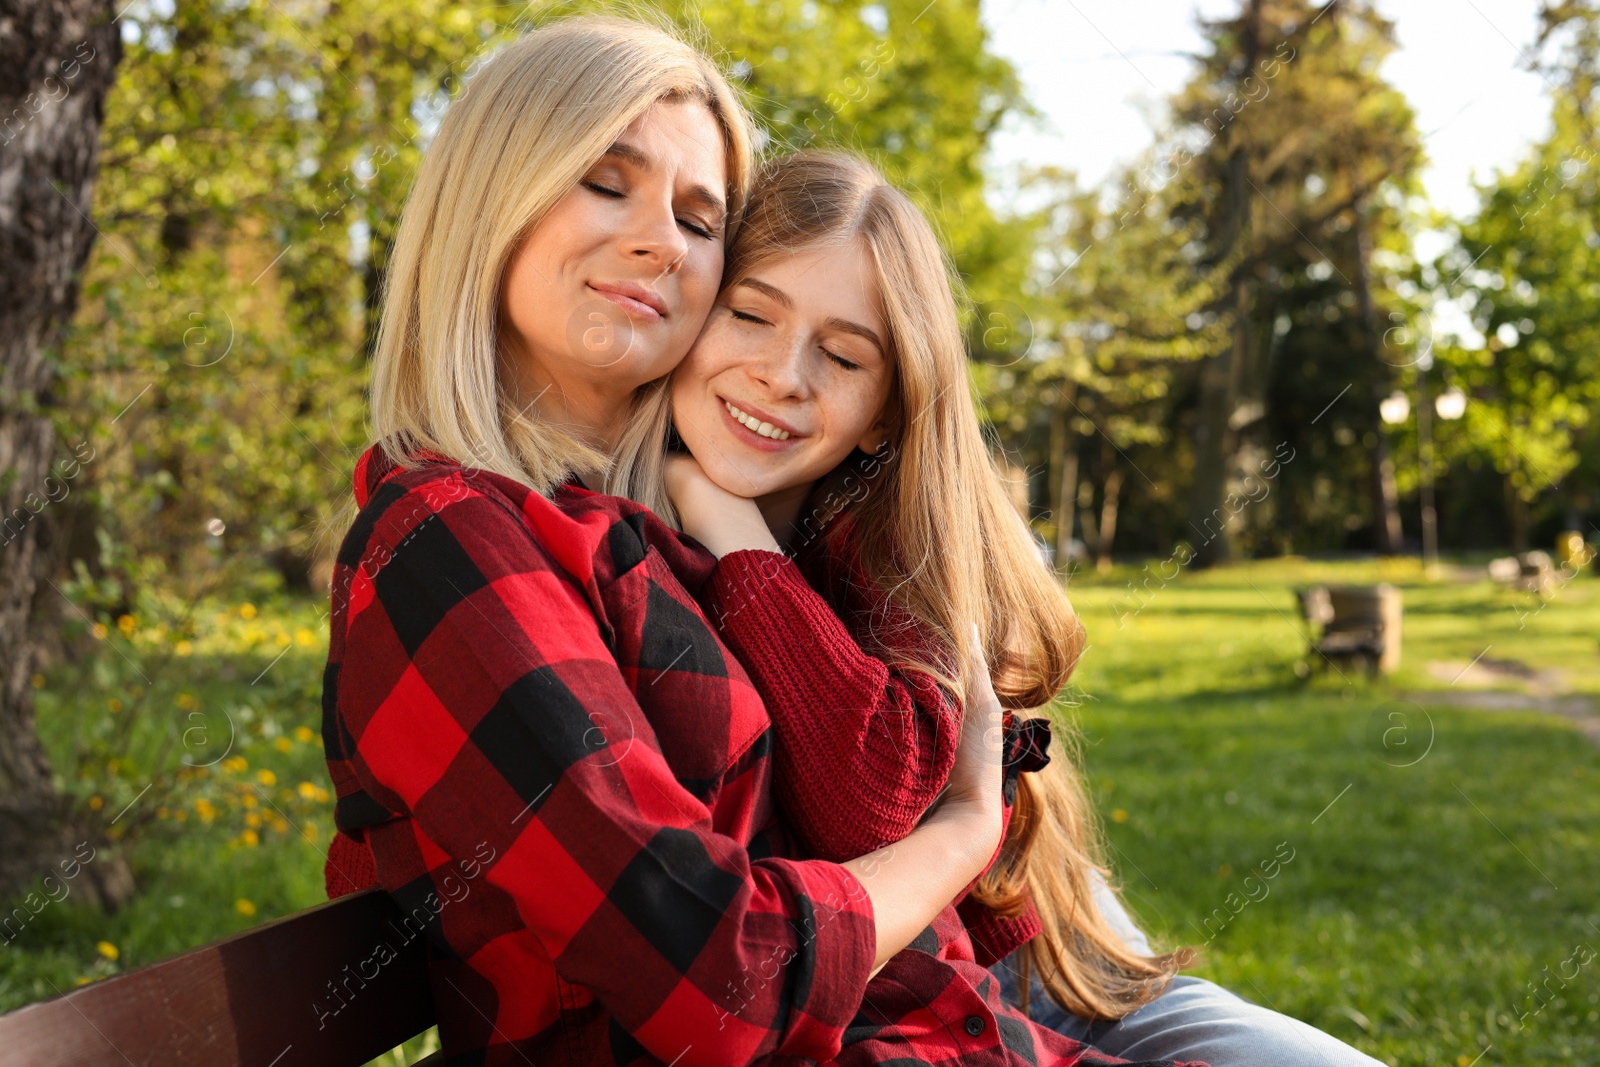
[624,197,690,276]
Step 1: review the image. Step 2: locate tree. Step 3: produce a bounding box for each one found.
[1433,99,1600,549]
[1165,0,1422,561]
[0,0,128,904]
[981,165,1229,569]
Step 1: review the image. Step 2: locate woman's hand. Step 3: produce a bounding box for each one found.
[936,625,1005,845]
[664,453,782,558]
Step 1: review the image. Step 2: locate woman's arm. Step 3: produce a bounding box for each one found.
[843,630,1005,972]
[668,457,961,862]
[333,470,1000,1061]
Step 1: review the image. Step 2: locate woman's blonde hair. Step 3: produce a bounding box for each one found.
[722,151,1193,1019]
[328,13,751,549]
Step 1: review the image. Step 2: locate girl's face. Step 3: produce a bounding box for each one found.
[670,242,895,502]
[499,99,729,436]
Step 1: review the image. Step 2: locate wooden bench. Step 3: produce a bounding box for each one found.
[1488,551,1555,596]
[1294,583,1402,677]
[0,889,437,1066]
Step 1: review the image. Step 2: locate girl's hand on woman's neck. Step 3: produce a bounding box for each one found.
[665,454,787,557]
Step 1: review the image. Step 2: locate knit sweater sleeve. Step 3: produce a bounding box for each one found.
[700,548,961,864]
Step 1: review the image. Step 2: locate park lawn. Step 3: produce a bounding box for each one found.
[1061,556,1600,1066]
[3,557,1597,1067]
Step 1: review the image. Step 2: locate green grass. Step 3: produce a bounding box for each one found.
[5,557,1598,1066]
[1061,556,1600,1066]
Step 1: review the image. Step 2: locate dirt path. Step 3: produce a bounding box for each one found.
[1412,658,1600,746]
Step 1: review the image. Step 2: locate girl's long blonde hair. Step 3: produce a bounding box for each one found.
[324,13,752,554]
[722,151,1193,1019]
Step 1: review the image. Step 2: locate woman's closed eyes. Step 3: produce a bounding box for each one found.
[580,177,720,241]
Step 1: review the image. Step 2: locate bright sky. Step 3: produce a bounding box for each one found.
[981,0,1556,221]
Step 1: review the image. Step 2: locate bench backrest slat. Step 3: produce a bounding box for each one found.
[0,889,435,1067]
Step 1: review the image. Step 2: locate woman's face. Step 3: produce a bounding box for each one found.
[499,99,729,438]
[670,241,895,501]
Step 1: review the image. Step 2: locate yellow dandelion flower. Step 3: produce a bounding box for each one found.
[174,808,187,821]
[275,631,291,647]
[96,941,119,961]
[256,769,277,787]
[175,640,193,656]
[239,603,257,620]
[270,817,289,834]
[195,798,216,824]
[242,793,257,809]
[245,811,261,828]
[294,725,315,744]
[240,829,260,847]
[108,698,122,713]
[305,822,319,842]
[235,898,256,916]
[314,786,330,804]
[296,781,318,800]
[295,628,316,647]
[74,976,92,987]
[91,622,108,640]
[88,795,104,811]
[30,673,45,689]
[117,614,136,635]
[177,693,198,711]
[1111,808,1128,824]
[274,736,293,753]
[222,756,248,774]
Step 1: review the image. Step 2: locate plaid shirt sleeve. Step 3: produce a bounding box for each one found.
[333,465,875,1065]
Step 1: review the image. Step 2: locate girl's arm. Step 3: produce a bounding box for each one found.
[330,470,998,1064]
[669,457,961,863]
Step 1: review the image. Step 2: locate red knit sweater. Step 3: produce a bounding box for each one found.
[701,525,1044,967]
[325,500,1042,968]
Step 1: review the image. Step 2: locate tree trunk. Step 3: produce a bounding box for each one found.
[1076,477,1100,561]
[1187,0,1262,568]
[1351,203,1404,554]
[1507,474,1530,554]
[0,0,125,904]
[1095,467,1126,573]
[1050,382,1080,569]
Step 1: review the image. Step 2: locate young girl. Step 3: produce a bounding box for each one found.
[661,151,1387,1067]
[660,149,1185,1019]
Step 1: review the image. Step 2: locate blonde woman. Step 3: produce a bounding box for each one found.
[663,151,1387,1067]
[319,15,1195,1067]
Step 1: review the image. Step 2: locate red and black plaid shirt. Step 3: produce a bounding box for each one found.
[323,443,1200,1067]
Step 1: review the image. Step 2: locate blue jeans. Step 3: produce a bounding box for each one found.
[990,879,1388,1067]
